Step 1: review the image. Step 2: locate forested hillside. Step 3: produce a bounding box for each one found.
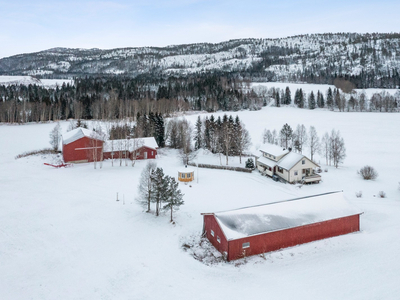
[1,33,400,88]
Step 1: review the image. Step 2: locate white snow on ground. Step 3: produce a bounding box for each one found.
[0,76,73,88]
[252,82,399,98]
[1,107,400,299]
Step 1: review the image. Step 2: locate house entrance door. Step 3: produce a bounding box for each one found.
[144,152,147,159]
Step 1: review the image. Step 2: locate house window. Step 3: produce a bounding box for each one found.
[273,156,276,159]
[181,173,185,178]
[278,167,283,173]
[302,159,305,165]
[303,169,306,174]
[151,151,154,155]
[187,173,191,178]
[242,242,250,249]
[217,236,221,243]
[211,230,214,237]
[294,170,298,176]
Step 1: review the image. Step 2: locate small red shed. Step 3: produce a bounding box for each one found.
[202,191,362,261]
[103,137,158,160]
[62,128,104,163]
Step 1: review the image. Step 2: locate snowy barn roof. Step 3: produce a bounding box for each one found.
[258,143,289,157]
[103,137,158,152]
[209,192,362,240]
[62,128,103,145]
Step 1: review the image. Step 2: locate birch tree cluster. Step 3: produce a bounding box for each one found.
[262,124,346,167]
[137,162,184,222]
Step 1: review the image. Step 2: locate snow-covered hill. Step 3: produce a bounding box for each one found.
[1,33,400,87]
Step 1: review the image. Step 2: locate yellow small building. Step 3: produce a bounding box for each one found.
[178,167,195,182]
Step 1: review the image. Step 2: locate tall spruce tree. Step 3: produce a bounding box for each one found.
[163,176,184,223]
[284,87,292,105]
[308,91,316,109]
[327,87,334,110]
[150,167,168,216]
[194,116,202,150]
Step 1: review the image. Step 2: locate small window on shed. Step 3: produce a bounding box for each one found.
[302,159,306,165]
[217,236,221,243]
[242,242,250,249]
[211,230,214,237]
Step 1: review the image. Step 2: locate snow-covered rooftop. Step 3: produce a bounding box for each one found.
[259,143,289,157]
[178,166,195,173]
[212,192,362,240]
[277,151,305,170]
[103,137,158,152]
[257,156,277,167]
[62,128,102,145]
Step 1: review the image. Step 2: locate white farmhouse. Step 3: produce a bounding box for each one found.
[255,143,321,184]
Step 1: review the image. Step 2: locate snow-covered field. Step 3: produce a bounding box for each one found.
[252,82,400,98]
[0,76,73,88]
[1,107,400,299]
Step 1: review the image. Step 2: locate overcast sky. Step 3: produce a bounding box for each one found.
[1,0,399,58]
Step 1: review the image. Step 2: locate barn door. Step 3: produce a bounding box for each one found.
[144,151,147,159]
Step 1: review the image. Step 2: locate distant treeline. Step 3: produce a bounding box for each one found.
[0,74,399,123]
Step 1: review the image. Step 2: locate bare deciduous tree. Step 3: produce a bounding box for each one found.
[49,123,61,151]
[137,161,157,212]
[308,126,320,161]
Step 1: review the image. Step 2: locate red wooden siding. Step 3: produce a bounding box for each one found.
[203,215,228,256]
[226,214,360,261]
[103,146,157,160]
[63,137,103,163]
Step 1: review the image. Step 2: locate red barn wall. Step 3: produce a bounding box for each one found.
[133,147,157,160]
[227,214,360,261]
[63,137,103,163]
[203,215,228,256]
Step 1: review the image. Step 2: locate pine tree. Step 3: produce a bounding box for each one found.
[284,87,292,105]
[298,88,304,108]
[308,91,316,109]
[327,87,334,110]
[245,158,255,169]
[194,116,202,150]
[275,91,280,107]
[163,176,184,223]
[317,90,325,108]
[150,167,168,216]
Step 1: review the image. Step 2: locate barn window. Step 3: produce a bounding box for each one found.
[294,170,298,176]
[242,242,250,249]
[302,159,306,165]
[217,236,221,243]
[211,230,214,237]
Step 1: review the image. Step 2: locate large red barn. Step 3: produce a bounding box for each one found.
[62,128,104,163]
[202,191,362,261]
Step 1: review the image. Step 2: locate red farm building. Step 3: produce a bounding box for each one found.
[62,128,104,163]
[202,191,362,261]
[103,137,158,160]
